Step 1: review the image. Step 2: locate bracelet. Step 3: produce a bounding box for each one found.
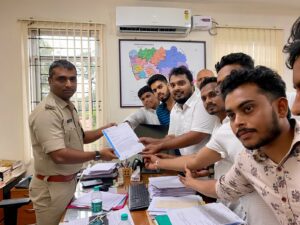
[154,159,159,169]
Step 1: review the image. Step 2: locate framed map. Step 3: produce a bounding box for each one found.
[119,39,206,107]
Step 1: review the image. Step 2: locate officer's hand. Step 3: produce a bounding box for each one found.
[101,122,117,130]
[99,148,118,161]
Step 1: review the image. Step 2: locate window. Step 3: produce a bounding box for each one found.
[22,21,105,155]
[214,27,284,75]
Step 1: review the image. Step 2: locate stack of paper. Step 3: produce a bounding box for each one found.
[167,203,245,225]
[148,176,196,198]
[69,190,127,211]
[81,163,117,180]
[147,195,203,217]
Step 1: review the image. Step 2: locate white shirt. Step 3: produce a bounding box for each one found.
[124,107,160,130]
[206,120,280,225]
[168,88,216,155]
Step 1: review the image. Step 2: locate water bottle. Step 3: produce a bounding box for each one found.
[118,213,131,225]
[91,185,103,214]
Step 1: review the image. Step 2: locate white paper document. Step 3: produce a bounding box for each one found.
[82,162,117,175]
[148,176,186,189]
[167,203,245,225]
[70,190,127,211]
[147,195,202,216]
[102,123,144,160]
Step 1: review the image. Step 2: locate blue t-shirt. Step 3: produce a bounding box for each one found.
[156,102,170,125]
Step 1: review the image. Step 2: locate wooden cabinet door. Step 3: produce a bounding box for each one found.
[10,188,36,225]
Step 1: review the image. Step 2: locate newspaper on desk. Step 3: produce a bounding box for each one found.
[102,123,144,160]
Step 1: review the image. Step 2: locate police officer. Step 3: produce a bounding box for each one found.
[29,60,117,225]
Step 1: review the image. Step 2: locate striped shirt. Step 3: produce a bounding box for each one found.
[156,102,170,125]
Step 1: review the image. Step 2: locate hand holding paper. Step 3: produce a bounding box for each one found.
[102,123,144,160]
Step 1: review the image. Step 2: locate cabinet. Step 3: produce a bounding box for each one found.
[10,188,35,225]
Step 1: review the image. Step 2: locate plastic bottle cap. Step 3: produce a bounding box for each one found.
[121,213,128,221]
[93,185,100,191]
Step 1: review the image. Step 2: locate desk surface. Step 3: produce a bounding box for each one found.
[63,171,176,225]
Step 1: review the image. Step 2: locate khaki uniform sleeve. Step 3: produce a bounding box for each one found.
[32,109,66,153]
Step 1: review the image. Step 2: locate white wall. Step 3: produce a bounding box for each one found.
[0,0,299,161]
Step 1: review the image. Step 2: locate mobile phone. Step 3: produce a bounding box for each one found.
[81,179,103,188]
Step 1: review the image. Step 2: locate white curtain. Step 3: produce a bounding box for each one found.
[214,27,284,75]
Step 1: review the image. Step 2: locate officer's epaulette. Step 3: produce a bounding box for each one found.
[45,104,56,110]
[44,98,56,110]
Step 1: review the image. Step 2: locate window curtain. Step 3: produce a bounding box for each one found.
[214,27,284,75]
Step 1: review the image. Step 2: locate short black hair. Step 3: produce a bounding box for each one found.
[221,66,286,103]
[283,17,300,69]
[49,59,76,77]
[169,65,193,83]
[138,85,153,99]
[147,74,168,87]
[199,77,217,90]
[215,53,254,73]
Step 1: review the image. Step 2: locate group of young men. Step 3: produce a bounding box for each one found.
[28,16,300,225]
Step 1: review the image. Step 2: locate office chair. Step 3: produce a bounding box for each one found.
[0,197,31,225]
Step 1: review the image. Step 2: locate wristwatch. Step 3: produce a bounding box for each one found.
[94,151,101,161]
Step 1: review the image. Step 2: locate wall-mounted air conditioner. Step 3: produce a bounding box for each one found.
[116,6,191,36]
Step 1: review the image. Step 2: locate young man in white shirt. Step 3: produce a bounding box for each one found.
[124,85,160,129]
[141,66,216,156]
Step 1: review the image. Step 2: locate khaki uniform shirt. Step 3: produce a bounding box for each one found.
[29,92,84,176]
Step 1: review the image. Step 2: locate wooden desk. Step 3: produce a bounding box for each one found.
[63,171,175,224]
[0,169,26,225]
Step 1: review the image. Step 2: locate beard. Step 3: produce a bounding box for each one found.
[243,110,282,150]
[160,92,170,103]
[174,91,193,105]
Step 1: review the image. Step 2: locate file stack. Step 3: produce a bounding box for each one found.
[147,195,203,218]
[148,176,196,198]
[81,163,118,180]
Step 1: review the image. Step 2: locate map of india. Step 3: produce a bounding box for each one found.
[129,46,188,80]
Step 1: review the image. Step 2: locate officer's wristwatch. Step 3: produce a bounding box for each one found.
[94,151,101,161]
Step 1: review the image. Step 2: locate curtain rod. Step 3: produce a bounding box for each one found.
[216,25,282,30]
[18,18,103,25]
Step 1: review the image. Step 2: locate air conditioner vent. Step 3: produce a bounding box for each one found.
[116,7,191,36]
